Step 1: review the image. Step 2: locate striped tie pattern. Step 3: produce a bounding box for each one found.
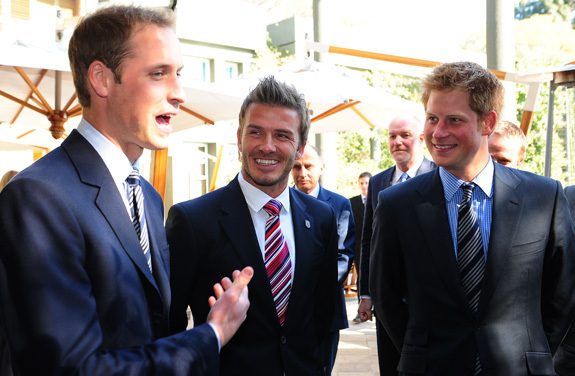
[127,169,152,272]
[457,183,484,375]
[400,172,409,183]
[263,199,292,325]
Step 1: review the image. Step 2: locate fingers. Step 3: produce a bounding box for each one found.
[232,267,254,289]
[208,267,254,307]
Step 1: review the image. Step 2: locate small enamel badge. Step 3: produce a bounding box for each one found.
[305,220,311,228]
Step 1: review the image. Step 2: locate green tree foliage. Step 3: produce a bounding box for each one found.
[515,0,574,24]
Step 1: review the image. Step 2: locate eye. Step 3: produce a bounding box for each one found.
[151,71,164,79]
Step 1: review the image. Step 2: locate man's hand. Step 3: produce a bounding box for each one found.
[206,267,253,347]
[358,298,373,322]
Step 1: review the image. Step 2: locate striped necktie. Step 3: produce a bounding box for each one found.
[400,172,409,183]
[127,169,152,272]
[263,199,292,325]
[457,183,484,375]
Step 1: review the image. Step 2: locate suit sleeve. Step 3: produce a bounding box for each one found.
[0,178,219,376]
[369,190,408,351]
[336,199,356,286]
[359,180,376,296]
[542,181,575,354]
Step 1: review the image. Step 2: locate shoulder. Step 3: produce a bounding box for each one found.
[292,188,334,215]
[370,166,395,186]
[170,179,237,214]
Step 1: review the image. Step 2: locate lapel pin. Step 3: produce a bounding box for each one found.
[305,220,311,229]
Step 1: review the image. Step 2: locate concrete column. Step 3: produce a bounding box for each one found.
[486,0,516,123]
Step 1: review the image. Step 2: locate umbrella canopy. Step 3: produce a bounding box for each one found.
[211,59,424,133]
[0,39,246,151]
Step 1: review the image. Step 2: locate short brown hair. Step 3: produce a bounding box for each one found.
[421,61,505,121]
[238,76,310,148]
[69,5,175,108]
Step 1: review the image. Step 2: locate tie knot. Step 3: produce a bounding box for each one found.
[263,199,282,217]
[400,172,409,183]
[127,169,141,187]
[461,183,476,202]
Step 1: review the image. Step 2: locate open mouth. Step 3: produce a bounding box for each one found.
[156,114,173,126]
[434,144,456,150]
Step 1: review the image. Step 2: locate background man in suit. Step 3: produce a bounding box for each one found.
[0,6,252,375]
[358,114,436,375]
[350,171,371,322]
[488,120,527,169]
[166,76,338,376]
[291,144,355,375]
[370,61,575,375]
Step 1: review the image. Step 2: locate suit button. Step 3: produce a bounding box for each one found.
[152,313,164,325]
[280,336,287,344]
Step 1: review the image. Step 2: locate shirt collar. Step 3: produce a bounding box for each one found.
[295,183,320,198]
[76,119,138,184]
[393,155,424,182]
[440,157,494,202]
[238,172,291,214]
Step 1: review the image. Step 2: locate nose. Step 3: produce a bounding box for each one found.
[260,133,276,153]
[169,76,186,107]
[432,119,449,139]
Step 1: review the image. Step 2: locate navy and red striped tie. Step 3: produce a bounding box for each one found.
[263,199,292,325]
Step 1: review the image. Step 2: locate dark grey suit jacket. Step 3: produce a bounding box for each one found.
[370,164,575,375]
[553,185,575,375]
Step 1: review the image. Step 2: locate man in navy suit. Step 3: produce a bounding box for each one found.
[291,144,355,375]
[371,61,575,375]
[166,76,339,376]
[0,6,251,375]
[358,114,436,375]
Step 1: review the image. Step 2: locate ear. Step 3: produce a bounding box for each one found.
[295,141,306,160]
[88,60,112,99]
[482,110,497,136]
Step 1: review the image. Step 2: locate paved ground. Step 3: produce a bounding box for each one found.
[332,297,380,376]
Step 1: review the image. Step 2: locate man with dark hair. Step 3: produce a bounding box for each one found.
[370,61,575,375]
[167,76,338,376]
[291,144,355,375]
[0,5,251,375]
[488,120,527,169]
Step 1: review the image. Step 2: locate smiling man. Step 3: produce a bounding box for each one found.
[369,61,575,375]
[166,76,339,376]
[0,6,253,375]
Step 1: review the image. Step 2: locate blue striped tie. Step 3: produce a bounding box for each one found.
[263,199,292,325]
[457,183,484,375]
[127,169,152,272]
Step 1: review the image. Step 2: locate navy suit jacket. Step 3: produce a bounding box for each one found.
[370,164,575,375]
[166,176,339,376]
[316,185,355,331]
[359,157,436,296]
[0,130,219,375]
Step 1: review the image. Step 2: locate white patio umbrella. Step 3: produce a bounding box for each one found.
[211,59,424,133]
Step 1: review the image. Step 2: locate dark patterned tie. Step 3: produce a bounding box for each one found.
[457,183,484,375]
[127,169,152,272]
[263,199,292,325]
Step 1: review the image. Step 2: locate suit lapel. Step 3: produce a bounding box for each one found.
[414,171,469,310]
[478,165,521,317]
[62,131,160,292]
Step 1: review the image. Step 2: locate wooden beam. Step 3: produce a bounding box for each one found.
[151,149,169,201]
